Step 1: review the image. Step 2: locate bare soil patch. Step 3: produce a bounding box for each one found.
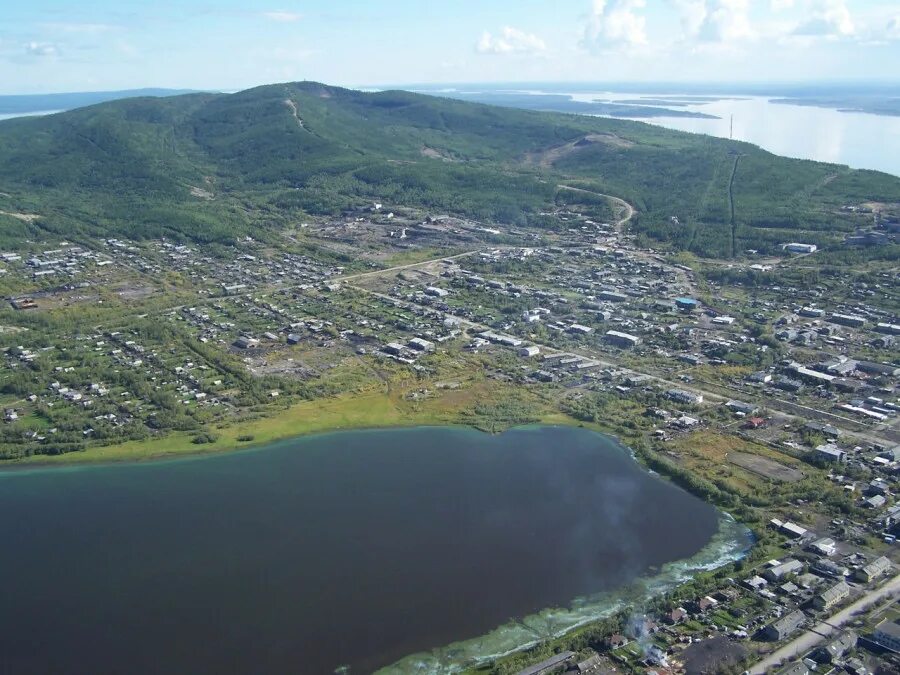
[527,133,635,167]
[189,186,214,199]
[0,210,41,222]
[729,451,804,482]
[421,146,457,162]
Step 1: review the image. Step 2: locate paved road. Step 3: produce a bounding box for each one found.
[347,284,732,403]
[347,268,894,449]
[333,250,480,283]
[750,573,900,674]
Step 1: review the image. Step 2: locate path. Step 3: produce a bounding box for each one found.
[283,97,306,130]
[727,154,741,258]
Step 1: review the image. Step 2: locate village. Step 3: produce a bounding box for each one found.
[0,195,898,675]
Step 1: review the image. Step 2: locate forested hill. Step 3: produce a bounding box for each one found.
[0,81,898,257]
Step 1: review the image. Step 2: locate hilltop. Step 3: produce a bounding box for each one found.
[0,81,898,257]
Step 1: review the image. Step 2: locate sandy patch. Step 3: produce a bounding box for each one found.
[0,210,41,222]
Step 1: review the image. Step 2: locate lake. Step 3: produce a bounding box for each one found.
[0,425,750,674]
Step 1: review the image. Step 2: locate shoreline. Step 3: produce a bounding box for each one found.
[1,390,452,469]
[0,387,584,469]
[1,410,757,674]
[378,508,753,674]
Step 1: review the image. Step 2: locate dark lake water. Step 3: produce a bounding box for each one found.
[0,425,742,674]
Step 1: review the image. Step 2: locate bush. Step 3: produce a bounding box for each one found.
[192,432,219,445]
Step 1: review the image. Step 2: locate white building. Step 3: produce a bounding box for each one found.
[783,243,818,254]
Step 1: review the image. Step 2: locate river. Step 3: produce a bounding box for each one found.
[0,425,750,674]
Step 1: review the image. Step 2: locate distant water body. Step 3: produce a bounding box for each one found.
[0,425,750,674]
[596,94,900,176]
[0,110,62,121]
[586,92,900,176]
[428,88,900,177]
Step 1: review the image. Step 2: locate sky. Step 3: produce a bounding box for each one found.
[1,0,899,94]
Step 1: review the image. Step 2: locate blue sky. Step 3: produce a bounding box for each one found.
[1,0,899,94]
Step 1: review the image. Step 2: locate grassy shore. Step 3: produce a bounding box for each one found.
[11,377,581,466]
[11,391,435,466]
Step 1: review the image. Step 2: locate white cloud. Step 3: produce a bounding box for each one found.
[261,11,303,23]
[25,42,58,57]
[477,26,547,55]
[793,0,854,38]
[694,0,755,43]
[667,0,756,48]
[670,0,707,36]
[883,15,900,40]
[40,22,119,34]
[770,0,794,10]
[583,0,648,50]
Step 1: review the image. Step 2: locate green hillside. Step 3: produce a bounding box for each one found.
[0,81,898,256]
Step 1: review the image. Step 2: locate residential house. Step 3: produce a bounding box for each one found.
[816,444,847,463]
[764,610,806,641]
[775,662,809,675]
[764,559,804,582]
[872,620,900,652]
[664,608,686,625]
[666,389,703,405]
[809,537,837,557]
[726,400,758,415]
[812,581,850,611]
[408,337,435,352]
[690,596,718,614]
[812,630,857,663]
[855,556,891,583]
[604,330,641,348]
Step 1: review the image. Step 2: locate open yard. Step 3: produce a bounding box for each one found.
[729,452,805,482]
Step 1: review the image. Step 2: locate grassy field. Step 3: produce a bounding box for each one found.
[379,245,470,268]
[670,430,804,497]
[11,390,435,465]
[10,376,565,466]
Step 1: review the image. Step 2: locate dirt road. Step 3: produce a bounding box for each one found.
[556,185,635,231]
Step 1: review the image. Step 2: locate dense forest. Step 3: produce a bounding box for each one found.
[0,81,898,256]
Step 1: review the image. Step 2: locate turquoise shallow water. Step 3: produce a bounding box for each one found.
[0,425,750,674]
